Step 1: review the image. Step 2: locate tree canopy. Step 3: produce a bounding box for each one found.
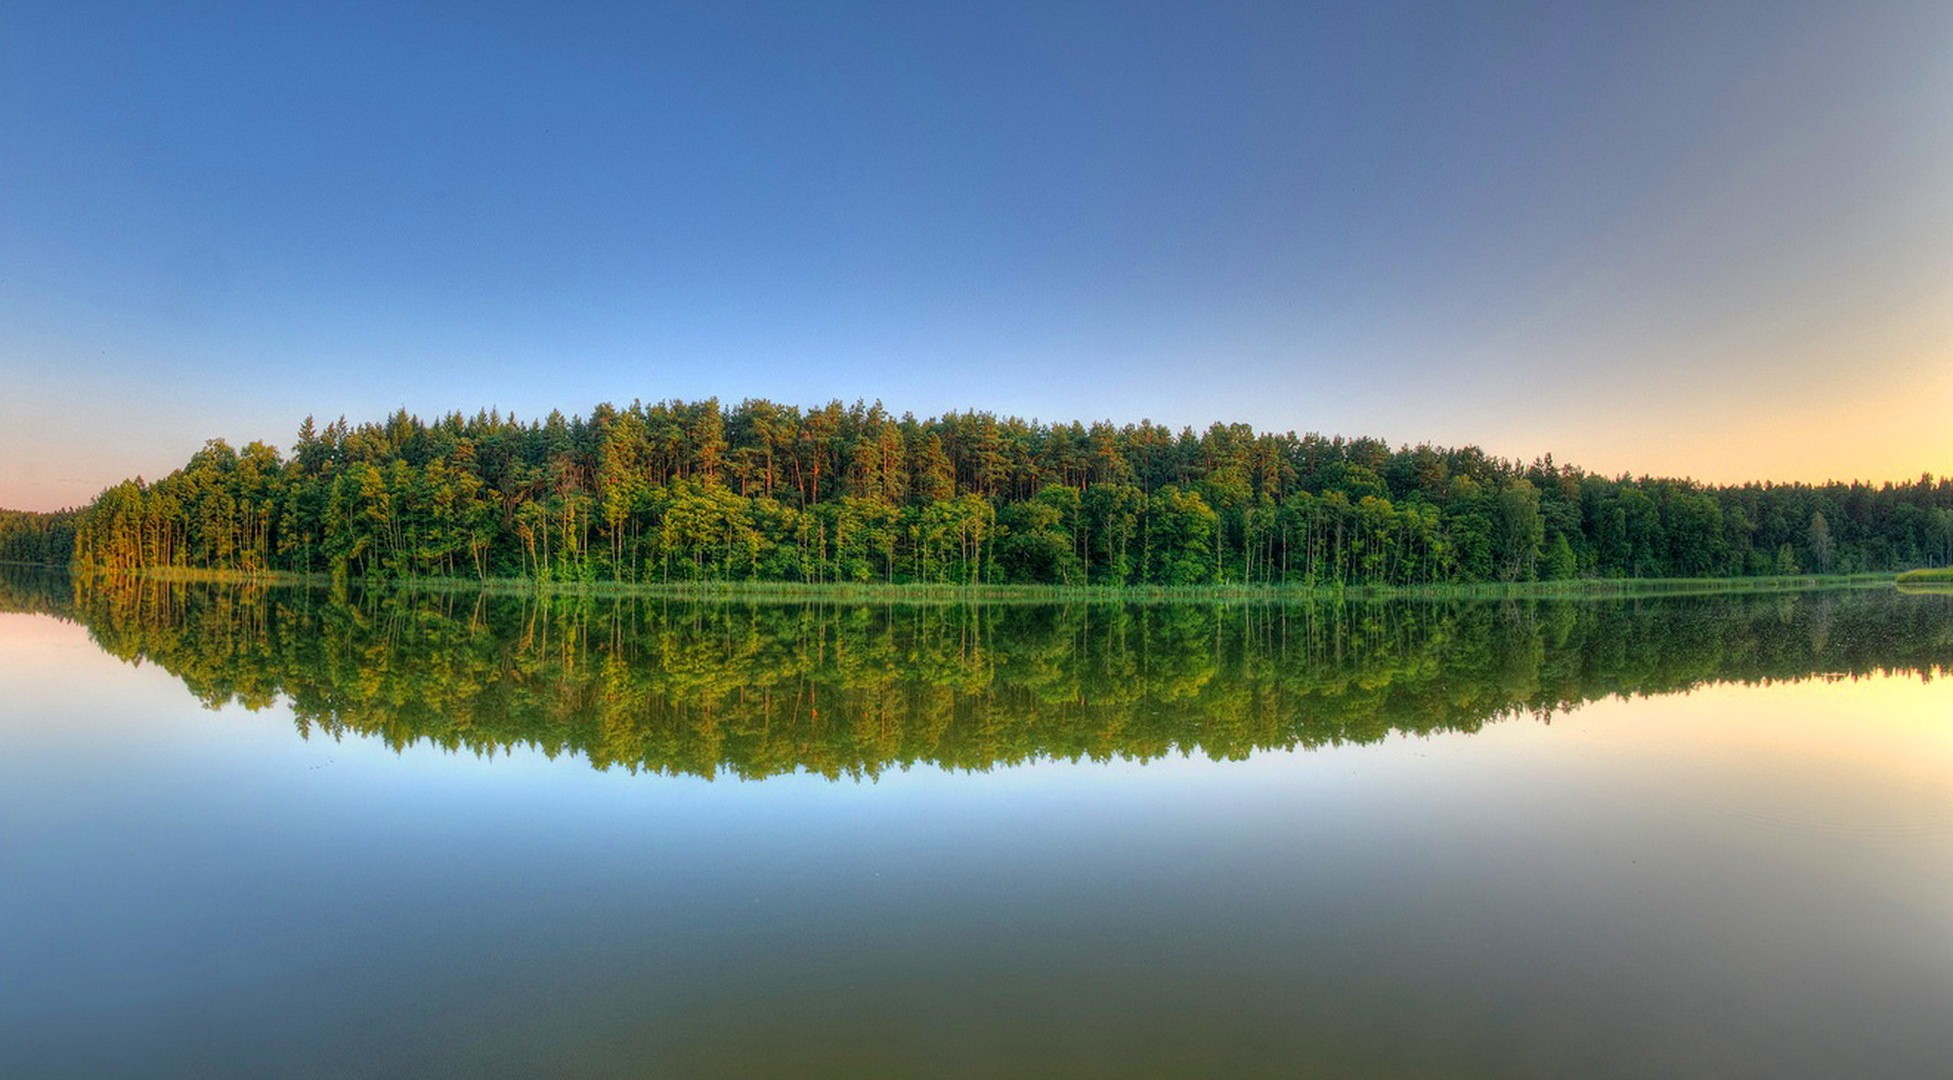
[56,398,1953,587]
[0,509,76,567]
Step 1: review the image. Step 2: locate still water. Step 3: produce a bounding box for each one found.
[2,574,1950,1077]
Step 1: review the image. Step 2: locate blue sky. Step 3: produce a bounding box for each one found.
[4,1,1949,510]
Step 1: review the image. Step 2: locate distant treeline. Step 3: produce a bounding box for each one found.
[18,574,1950,780]
[64,399,1953,586]
[0,508,76,566]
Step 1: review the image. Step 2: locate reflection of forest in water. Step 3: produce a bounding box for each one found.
[7,570,1950,780]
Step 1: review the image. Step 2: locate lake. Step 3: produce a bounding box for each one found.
[3,572,1950,1077]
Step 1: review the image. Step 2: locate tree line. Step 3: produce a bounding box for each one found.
[21,573,1949,780]
[0,509,76,567]
[60,398,1953,586]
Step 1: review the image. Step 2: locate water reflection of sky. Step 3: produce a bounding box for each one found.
[3,611,1950,1078]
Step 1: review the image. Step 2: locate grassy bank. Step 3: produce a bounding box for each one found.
[80,566,1906,604]
[1896,567,1953,592]
[1896,567,1953,584]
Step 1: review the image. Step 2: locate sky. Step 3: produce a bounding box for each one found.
[3,0,1949,511]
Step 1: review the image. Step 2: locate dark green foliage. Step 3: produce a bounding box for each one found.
[0,509,77,566]
[63,400,1953,586]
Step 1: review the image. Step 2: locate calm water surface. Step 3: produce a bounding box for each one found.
[2,575,1950,1078]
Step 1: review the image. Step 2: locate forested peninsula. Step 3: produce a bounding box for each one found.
[12,399,1952,588]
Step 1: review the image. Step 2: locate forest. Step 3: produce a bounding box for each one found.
[36,398,1953,587]
[0,508,76,567]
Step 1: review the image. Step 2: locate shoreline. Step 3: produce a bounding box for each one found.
[48,566,1910,603]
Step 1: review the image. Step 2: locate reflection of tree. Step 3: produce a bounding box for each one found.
[11,571,1951,782]
[0,568,77,621]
